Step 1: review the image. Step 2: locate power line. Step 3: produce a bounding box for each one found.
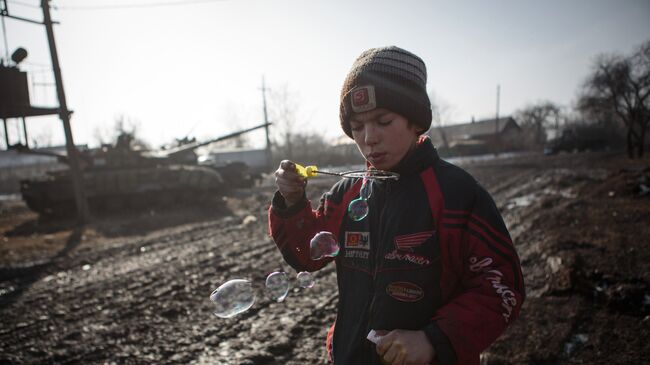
[52,0,228,11]
[6,1,40,9]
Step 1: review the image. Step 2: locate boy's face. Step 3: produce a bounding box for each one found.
[349,108,421,170]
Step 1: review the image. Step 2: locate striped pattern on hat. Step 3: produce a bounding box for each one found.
[339,46,432,138]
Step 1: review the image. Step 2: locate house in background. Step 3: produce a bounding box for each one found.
[429,116,522,156]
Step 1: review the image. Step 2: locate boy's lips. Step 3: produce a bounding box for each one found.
[367,152,387,164]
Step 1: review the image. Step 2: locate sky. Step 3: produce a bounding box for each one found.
[1,0,649,149]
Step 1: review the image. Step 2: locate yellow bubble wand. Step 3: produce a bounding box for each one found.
[294,163,399,180]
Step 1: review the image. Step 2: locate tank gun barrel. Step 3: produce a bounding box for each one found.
[163,122,272,158]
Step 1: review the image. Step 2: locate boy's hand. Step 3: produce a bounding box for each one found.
[376,329,435,365]
[274,160,306,207]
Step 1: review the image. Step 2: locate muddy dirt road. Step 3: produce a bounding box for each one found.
[1,151,648,364]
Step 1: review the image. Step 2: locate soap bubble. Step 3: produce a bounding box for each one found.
[310,231,340,260]
[296,271,315,288]
[265,271,290,302]
[210,279,255,318]
[348,197,369,221]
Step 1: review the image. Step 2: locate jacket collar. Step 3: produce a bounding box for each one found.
[390,135,439,177]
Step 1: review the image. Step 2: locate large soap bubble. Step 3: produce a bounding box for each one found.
[210,279,256,318]
[265,271,290,302]
[310,232,340,260]
[296,271,315,288]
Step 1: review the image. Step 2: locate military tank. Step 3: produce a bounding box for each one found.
[18,123,270,216]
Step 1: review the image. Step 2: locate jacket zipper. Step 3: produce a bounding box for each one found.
[367,179,392,364]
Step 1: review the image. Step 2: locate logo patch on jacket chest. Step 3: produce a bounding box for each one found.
[345,232,370,250]
[384,230,435,266]
[394,230,435,251]
[386,282,424,302]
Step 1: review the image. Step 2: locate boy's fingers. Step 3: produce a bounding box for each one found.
[393,352,406,365]
[375,336,390,355]
[280,160,296,171]
[381,344,398,364]
[277,183,304,194]
[277,167,302,180]
[276,176,305,187]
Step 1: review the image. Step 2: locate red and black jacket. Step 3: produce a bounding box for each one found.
[268,137,525,365]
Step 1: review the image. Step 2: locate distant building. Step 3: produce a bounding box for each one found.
[429,116,522,156]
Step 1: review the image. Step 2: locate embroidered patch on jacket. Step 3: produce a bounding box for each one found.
[384,250,431,266]
[386,282,424,302]
[350,85,377,113]
[345,231,370,250]
[394,230,435,251]
[468,256,518,323]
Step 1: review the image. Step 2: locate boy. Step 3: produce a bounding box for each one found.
[269,46,524,365]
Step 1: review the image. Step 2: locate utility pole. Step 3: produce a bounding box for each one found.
[2,1,9,149]
[260,76,272,171]
[2,119,8,147]
[21,117,28,147]
[41,0,89,223]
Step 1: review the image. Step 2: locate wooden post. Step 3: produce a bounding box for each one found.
[21,117,28,148]
[42,0,89,223]
[2,118,8,148]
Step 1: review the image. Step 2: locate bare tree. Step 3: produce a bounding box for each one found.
[428,91,454,149]
[269,83,301,161]
[514,101,562,145]
[94,114,149,150]
[211,105,251,149]
[31,126,54,148]
[578,40,650,158]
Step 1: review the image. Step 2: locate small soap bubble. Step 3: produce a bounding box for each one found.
[348,197,369,221]
[210,279,256,318]
[265,272,290,302]
[310,232,340,260]
[296,271,315,288]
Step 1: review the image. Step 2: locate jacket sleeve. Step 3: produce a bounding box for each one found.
[268,180,355,272]
[428,184,525,365]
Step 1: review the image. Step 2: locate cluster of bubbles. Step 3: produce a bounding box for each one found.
[211,174,375,319]
[348,177,372,221]
[210,230,339,318]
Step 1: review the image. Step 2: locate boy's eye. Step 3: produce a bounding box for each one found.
[378,119,393,126]
[350,124,363,131]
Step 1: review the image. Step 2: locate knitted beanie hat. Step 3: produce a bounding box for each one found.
[339,46,432,138]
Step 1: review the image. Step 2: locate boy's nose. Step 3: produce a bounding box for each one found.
[364,125,379,145]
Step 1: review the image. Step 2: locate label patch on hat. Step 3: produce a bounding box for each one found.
[386,282,424,302]
[350,85,377,113]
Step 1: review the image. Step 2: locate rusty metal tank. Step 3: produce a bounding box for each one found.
[19,123,269,216]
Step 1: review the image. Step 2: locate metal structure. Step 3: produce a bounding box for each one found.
[1,0,90,222]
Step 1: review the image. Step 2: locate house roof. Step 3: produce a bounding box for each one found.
[434,116,519,140]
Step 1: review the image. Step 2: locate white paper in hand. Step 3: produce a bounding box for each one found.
[366,329,383,344]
